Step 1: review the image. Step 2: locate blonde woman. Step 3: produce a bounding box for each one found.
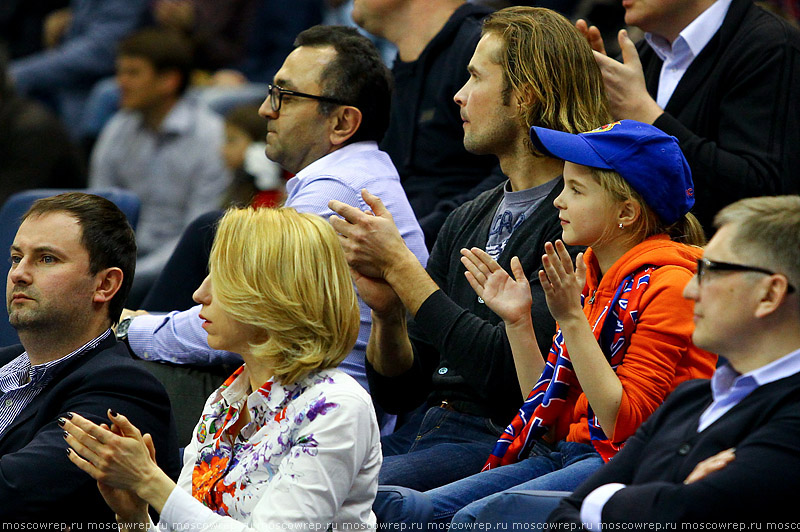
[62,207,382,530]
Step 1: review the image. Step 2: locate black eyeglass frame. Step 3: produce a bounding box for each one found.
[696,258,796,293]
[267,83,348,112]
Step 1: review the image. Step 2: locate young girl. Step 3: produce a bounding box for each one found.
[425,120,718,523]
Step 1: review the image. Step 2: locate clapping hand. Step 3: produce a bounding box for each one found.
[63,411,160,526]
[539,241,586,324]
[460,248,532,327]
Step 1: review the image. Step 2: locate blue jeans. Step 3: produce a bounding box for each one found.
[379,406,504,491]
[428,440,603,524]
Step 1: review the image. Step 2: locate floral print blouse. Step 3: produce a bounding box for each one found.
[155,365,381,531]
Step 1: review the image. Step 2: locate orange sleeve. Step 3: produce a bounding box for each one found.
[608,265,714,443]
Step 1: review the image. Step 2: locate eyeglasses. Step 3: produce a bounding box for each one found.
[696,258,796,293]
[266,83,348,112]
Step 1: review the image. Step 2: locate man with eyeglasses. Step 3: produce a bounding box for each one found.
[524,195,800,526]
[118,26,428,400]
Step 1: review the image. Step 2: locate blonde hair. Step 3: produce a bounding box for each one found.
[482,7,611,155]
[209,207,360,385]
[592,168,706,247]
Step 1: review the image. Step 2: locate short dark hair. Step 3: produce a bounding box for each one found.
[23,193,137,325]
[118,27,194,95]
[294,25,392,144]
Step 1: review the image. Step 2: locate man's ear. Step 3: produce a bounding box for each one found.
[754,275,793,319]
[329,106,363,146]
[93,268,124,305]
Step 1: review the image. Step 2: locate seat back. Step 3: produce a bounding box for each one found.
[0,188,140,347]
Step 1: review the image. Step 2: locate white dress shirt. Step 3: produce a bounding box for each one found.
[645,0,732,108]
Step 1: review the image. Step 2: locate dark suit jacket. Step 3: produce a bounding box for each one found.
[642,0,800,231]
[549,371,800,524]
[0,334,181,524]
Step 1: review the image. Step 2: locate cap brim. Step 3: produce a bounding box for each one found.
[529,126,613,170]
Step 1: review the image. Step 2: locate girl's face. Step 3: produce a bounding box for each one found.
[222,123,252,171]
[192,274,264,355]
[553,162,620,247]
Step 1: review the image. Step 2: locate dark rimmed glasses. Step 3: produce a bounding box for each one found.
[696,258,796,293]
[266,83,348,112]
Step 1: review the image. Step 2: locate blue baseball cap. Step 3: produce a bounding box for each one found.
[529,120,694,225]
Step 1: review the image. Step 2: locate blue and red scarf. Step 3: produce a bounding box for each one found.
[483,266,655,470]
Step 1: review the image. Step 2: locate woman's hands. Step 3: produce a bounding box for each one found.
[539,240,586,325]
[460,248,532,327]
[63,410,176,520]
[97,421,154,528]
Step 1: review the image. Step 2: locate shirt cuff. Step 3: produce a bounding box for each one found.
[127,312,177,360]
[580,483,626,530]
[159,485,213,528]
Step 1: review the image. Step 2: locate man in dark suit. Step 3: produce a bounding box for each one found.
[459,195,800,525]
[0,192,180,524]
[578,0,800,232]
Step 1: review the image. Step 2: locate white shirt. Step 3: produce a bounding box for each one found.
[155,366,381,531]
[645,0,732,108]
[580,347,800,529]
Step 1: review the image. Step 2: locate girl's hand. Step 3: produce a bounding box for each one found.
[461,248,532,326]
[539,240,586,323]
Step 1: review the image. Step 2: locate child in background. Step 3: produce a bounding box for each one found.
[221,104,285,207]
[425,120,717,524]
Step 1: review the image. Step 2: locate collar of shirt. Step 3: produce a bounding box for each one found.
[220,364,313,413]
[698,346,800,432]
[128,98,196,137]
[645,0,732,62]
[713,346,800,398]
[289,141,380,187]
[0,328,113,393]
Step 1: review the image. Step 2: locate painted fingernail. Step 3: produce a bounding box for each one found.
[109,409,118,417]
[63,430,69,439]
[65,412,73,419]
[66,448,71,456]
[58,417,66,427]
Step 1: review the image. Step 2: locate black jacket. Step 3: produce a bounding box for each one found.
[380,3,497,223]
[0,334,181,524]
[550,371,800,524]
[643,0,800,231]
[367,180,582,428]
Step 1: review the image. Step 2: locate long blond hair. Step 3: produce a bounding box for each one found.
[210,207,360,385]
[482,6,612,155]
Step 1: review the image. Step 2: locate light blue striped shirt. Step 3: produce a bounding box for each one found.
[128,142,429,391]
[0,329,112,435]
